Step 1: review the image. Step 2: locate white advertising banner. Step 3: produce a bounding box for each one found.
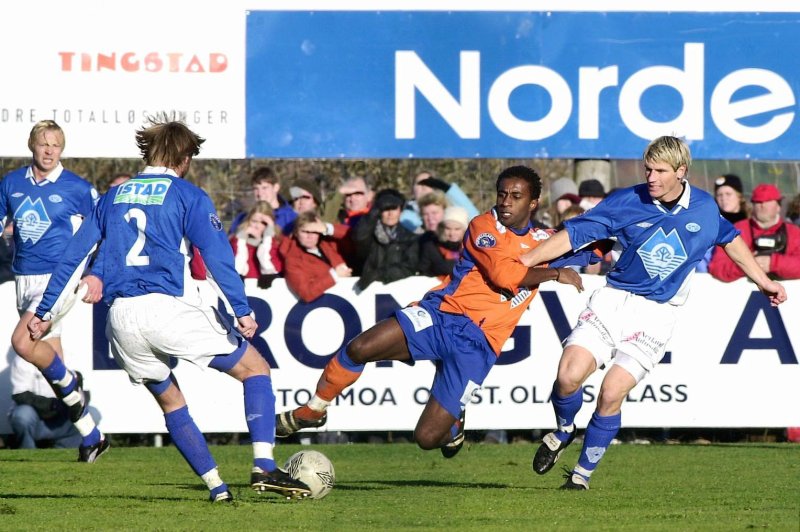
[1,274,798,434]
[0,2,246,159]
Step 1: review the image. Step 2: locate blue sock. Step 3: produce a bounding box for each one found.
[449,414,463,440]
[209,484,229,500]
[552,384,583,442]
[41,356,76,395]
[244,375,277,472]
[337,346,365,372]
[576,411,621,477]
[81,427,101,447]
[165,406,217,478]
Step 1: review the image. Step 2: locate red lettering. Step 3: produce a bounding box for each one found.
[167,53,182,72]
[59,52,75,71]
[185,55,205,73]
[97,52,116,71]
[58,52,228,73]
[209,53,227,73]
[144,52,162,73]
[121,52,138,72]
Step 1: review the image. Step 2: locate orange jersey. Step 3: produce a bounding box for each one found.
[424,209,548,356]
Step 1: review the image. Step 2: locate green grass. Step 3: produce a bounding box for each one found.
[1,441,798,531]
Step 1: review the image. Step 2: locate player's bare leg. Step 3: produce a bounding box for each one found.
[415,397,465,458]
[13,313,107,461]
[277,318,411,437]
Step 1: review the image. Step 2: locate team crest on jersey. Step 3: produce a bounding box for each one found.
[14,197,51,244]
[636,227,688,280]
[476,232,496,248]
[113,178,172,205]
[48,194,63,203]
[685,222,701,232]
[209,213,223,231]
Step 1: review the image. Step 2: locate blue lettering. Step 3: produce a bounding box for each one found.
[721,292,798,364]
[284,294,361,369]
[248,296,278,368]
[496,326,530,365]
[541,291,573,343]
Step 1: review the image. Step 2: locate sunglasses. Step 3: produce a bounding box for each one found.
[292,195,313,202]
[344,191,366,198]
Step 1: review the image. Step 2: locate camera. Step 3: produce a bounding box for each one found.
[753,225,786,256]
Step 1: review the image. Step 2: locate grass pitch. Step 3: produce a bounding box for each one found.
[1,440,798,531]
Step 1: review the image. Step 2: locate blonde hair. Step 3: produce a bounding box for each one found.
[28,120,65,152]
[643,136,691,173]
[418,190,448,211]
[248,200,274,220]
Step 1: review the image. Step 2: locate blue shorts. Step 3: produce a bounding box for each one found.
[395,300,496,419]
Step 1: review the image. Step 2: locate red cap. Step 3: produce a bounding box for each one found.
[751,184,782,203]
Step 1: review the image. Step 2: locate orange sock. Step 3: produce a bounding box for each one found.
[316,356,362,402]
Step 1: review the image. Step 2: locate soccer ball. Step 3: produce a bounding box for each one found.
[284,450,335,499]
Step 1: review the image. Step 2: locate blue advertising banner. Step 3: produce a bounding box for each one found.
[246,11,799,160]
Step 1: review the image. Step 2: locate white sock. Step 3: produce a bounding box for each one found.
[201,468,224,490]
[308,395,331,412]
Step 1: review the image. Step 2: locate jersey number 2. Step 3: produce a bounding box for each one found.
[124,208,150,266]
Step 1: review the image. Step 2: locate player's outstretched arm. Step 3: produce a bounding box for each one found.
[520,230,573,267]
[520,266,584,292]
[722,235,788,307]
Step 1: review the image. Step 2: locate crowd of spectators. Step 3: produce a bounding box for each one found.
[3,162,799,447]
[216,166,800,306]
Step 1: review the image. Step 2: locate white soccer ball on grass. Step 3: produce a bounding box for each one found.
[284,450,335,499]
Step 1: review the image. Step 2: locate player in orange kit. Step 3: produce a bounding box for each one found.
[275,166,591,457]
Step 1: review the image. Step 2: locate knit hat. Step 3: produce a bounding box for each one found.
[751,183,782,203]
[289,178,322,206]
[550,177,579,203]
[443,206,469,229]
[714,174,743,194]
[578,178,606,198]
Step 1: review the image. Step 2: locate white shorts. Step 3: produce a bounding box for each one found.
[107,288,244,384]
[16,274,63,338]
[565,285,677,383]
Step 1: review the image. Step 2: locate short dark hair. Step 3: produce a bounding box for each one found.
[251,166,278,186]
[496,166,542,200]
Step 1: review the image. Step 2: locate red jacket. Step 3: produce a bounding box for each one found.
[230,235,282,278]
[279,235,348,303]
[708,218,800,281]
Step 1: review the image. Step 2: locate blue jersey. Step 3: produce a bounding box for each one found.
[564,182,739,304]
[37,168,252,318]
[0,165,98,275]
